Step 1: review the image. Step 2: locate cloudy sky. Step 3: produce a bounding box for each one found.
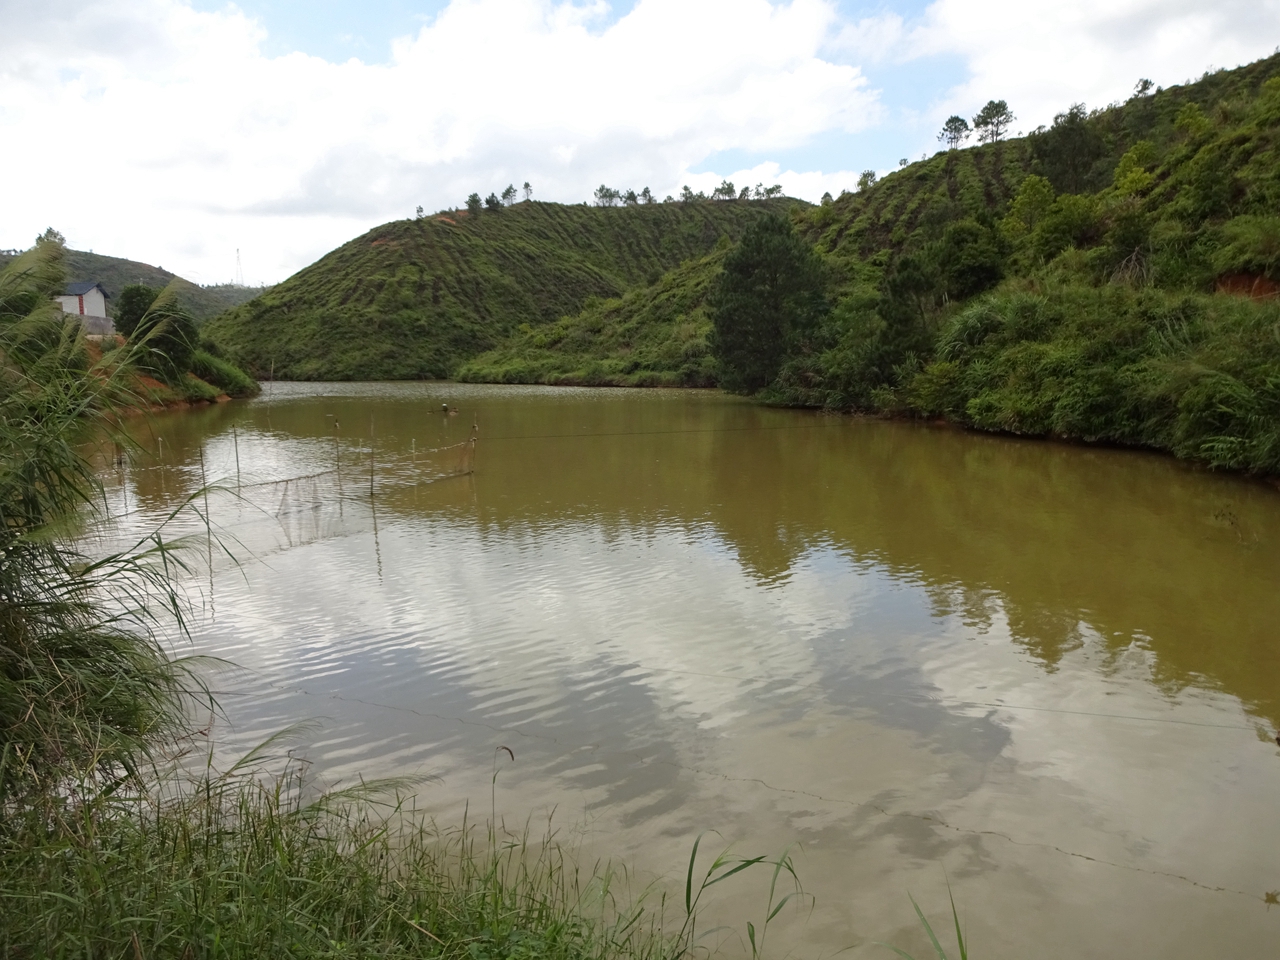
[2,0,1277,285]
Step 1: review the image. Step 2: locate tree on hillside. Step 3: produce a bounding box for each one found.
[640,186,654,204]
[522,181,532,201]
[415,205,425,219]
[709,213,828,394]
[485,193,503,212]
[623,189,639,205]
[857,169,877,191]
[680,185,695,204]
[594,185,620,207]
[466,193,483,216]
[1030,103,1105,193]
[938,115,971,149]
[501,184,517,206]
[36,227,65,246]
[711,180,736,201]
[1000,175,1055,238]
[1133,78,1154,98]
[738,186,751,200]
[973,100,1014,143]
[821,191,833,205]
[115,284,161,338]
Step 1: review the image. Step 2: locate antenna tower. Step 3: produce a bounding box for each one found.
[236,249,244,287]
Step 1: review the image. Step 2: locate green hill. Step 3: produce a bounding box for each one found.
[0,247,266,322]
[775,52,1280,474]
[456,248,727,387]
[200,199,797,380]
[453,52,1280,474]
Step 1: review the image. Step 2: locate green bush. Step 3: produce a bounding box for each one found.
[190,349,259,397]
[909,286,1280,472]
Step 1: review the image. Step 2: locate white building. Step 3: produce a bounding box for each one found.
[56,282,114,334]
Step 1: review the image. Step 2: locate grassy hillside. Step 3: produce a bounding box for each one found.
[0,247,266,322]
[454,52,1280,474]
[456,248,726,387]
[201,199,795,381]
[809,53,1279,287]
[770,52,1280,473]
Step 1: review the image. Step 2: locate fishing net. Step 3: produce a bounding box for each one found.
[93,427,478,571]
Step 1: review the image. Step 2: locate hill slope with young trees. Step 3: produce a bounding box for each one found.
[457,52,1280,474]
[764,51,1280,475]
[0,246,265,322]
[201,199,795,381]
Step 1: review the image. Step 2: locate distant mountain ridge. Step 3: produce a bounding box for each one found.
[0,247,268,322]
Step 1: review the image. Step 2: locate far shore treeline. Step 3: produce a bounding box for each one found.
[193,50,1280,476]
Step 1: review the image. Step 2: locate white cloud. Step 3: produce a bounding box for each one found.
[0,0,876,283]
[906,0,1280,136]
[3,0,1279,284]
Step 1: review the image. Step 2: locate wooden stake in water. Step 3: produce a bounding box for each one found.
[232,424,241,492]
[198,444,214,614]
[334,419,343,517]
[369,415,382,579]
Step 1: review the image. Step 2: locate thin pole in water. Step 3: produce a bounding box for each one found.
[198,444,214,614]
[334,419,343,516]
[232,424,241,493]
[369,414,375,499]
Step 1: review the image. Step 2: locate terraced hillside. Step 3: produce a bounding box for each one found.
[456,250,727,387]
[202,199,795,380]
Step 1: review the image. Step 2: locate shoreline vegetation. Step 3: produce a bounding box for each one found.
[198,51,1280,479]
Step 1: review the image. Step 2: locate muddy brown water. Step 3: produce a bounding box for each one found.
[104,382,1280,958]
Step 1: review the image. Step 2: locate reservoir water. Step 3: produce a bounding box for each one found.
[104,383,1280,959]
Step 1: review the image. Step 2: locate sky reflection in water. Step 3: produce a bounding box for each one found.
[105,383,1280,959]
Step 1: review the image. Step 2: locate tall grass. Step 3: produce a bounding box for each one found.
[0,240,194,809]
[1,741,808,960]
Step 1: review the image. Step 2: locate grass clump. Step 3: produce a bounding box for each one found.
[0,761,673,960]
[189,349,258,398]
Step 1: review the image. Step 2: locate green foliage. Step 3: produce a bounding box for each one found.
[1030,103,1106,193]
[906,284,1280,473]
[939,116,971,149]
[973,99,1014,143]
[1211,215,1280,279]
[0,241,190,805]
[1001,175,1055,238]
[937,219,1005,299]
[203,199,796,381]
[709,214,828,394]
[189,348,259,397]
[115,283,160,337]
[1,753,805,960]
[133,288,199,384]
[458,251,727,387]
